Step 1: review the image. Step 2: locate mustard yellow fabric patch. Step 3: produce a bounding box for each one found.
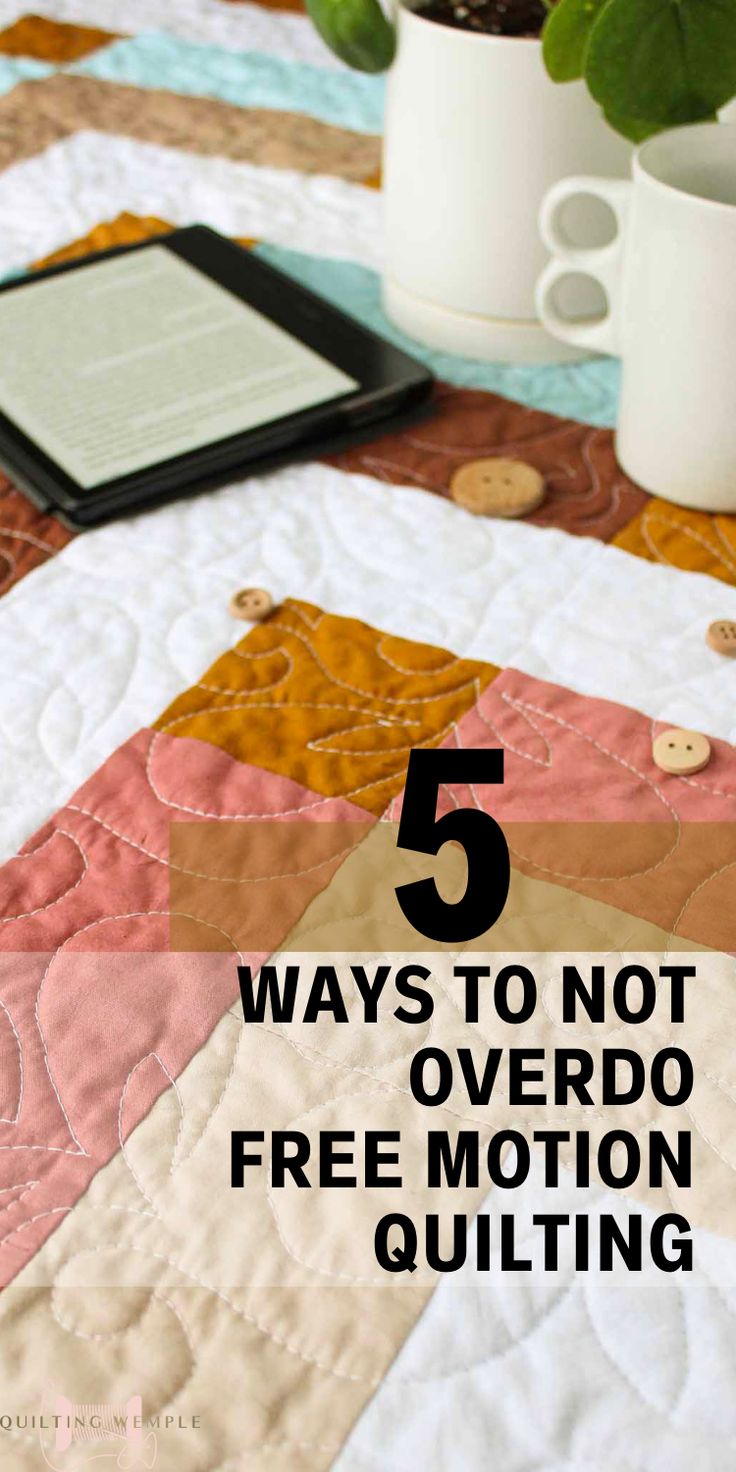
[155,599,500,814]
[32,213,175,270]
[614,499,736,586]
[32,214,256,273]
[0,14,120,61]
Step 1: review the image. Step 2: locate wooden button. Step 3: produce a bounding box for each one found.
[652,728,711,776]
[229,587,274,622]
[450,457,546,517]
[706,619,736,656]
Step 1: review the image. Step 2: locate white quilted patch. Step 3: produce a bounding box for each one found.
[337,1160,736,1472]
[0,132,383,280]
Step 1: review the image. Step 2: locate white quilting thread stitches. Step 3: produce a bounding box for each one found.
[119,1053,185,1207]
[456,695,682,882]
[0,1180,38,1215]
[5,460,736,866]
[374,636,472,678]
[0,524,57,555]
[48,1242,383,1385]
[0,1204,72,1250]
[144,729,334,819]
[261,617,484,707]
[306,721,422,757]
[468,690,552,768]
[65,801,361,884]
[198,645,293,698]
[639,508,736,580]
[0,828,88,924]
[31,909,244,1168]
[0,996,23,1124]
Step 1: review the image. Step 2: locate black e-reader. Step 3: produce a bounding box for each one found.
[0,225,434,527]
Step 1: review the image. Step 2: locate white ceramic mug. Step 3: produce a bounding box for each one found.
[382,1,630,364]
[536,122,736,512]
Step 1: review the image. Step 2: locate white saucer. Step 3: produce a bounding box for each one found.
[383,275,591,366]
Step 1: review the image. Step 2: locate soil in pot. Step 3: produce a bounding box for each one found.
[412,0,548,36]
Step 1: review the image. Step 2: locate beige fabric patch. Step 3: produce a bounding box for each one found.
[4,1010,436,1472]
[0,846,729,1470]
[0,73,382,182]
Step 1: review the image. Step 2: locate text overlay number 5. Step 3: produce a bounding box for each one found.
[395,749,510,943]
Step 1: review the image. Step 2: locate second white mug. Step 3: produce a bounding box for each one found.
[536,122,736,513]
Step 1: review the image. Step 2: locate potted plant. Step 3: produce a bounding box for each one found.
[306,0,736,363]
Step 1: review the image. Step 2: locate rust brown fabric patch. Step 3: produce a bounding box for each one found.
[0,475,73,594]
[325,382,650,542]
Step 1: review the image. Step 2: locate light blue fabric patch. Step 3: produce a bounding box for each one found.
[0,56,54,95]
[73,32,385,135]
[255,244,620,428]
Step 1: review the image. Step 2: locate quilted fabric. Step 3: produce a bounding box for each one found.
[0,74,382,178]
[438,667,736,950]
[0,471,73,594]
[0,0,343,67]
[0,3,734,1470]
[1,591,735,1472]
[614,498,736,586]
[155,598,499,813]
[325,382,648,540]
[32,209,175,266]
[336,1166,736,1472]
[0,720,368,1285]
[0,132,385,275]
[74,31,387,133]
[3,462,736,864]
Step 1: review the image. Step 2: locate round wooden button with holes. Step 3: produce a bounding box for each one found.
[449,457,546,518]
[229,587,274,622]
[652,727,711,776]
[706,619,736,656]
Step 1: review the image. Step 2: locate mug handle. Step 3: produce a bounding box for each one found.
[536,176,631,356]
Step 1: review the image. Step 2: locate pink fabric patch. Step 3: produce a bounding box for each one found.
[0,729,368,1285]
[432,668,736,824]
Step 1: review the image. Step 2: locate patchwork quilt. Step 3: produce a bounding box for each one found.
[0,3,736,1470]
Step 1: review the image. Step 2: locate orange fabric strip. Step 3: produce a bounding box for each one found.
[0,13,120,61]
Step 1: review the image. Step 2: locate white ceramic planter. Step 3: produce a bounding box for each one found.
[382,3,632,363]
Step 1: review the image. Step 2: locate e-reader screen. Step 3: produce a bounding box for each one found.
[0,244,359,490]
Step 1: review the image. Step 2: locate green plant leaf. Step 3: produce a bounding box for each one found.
[585,0,736,132]
[602,108,679,142]
[305,0,396,72]
[542,0,610,82]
